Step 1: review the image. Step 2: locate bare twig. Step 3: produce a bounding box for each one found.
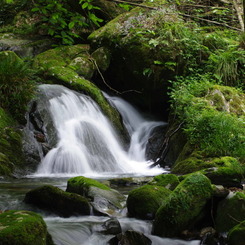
[91,58,142,94]
[179,12,242,31]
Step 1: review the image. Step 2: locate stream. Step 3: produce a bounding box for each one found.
[0,85,201,245]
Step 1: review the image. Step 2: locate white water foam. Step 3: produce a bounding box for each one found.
[34,85,166,177]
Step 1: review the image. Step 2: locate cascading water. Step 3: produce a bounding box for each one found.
[35,84,165,177]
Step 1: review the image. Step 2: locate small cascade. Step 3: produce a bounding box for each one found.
[34,85,165,177]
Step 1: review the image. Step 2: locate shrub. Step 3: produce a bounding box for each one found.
[169,74,245,158]
[0,51,35,122]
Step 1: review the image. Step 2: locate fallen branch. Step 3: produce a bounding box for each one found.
[179,12,242,31]
[91,58,141,94]
[150,121,184,168]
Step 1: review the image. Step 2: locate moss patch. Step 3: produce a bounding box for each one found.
[67,176,110,196]
[0,210,53,245]
[152,172,213,237]
[149,174,180,190]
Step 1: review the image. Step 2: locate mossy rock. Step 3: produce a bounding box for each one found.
[33,45,126,137]
[24,185,91,217]
[127,184,171,220]
[148,174,180,190]
[88,1,180,115]
[67,176,126,215]
[152,172,213,237]
[0,210,54,245]
[0,108,26,177]
[227,220,245,245]
[206,85,245,116]
[215,191,245,232]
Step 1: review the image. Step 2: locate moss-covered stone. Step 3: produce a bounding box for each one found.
[88,1,180,115]
[0,210,54,245]
[126,184,171,220]
[66,176,125,215]
[0,108,26,177]
[24,185,91,217]
[152,172,213,237]
[215,191,245,232]
[228,220,245,245]
[148,174,180,190]
[33,45,126,137]
[67,176,110,194]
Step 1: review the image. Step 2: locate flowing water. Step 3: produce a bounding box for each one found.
[0,85,201,245]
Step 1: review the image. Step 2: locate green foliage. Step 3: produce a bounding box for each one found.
[207,47,245,87]
[0,0,27,25]
[32,0,103,45]
[0,52,35,122]
[169,74,245,158]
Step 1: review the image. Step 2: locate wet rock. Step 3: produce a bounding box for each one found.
[0,210,54,245]
[215,191,245,232]
[213,185,229,198]
[152,173,213,238]
[24,185,91,217]
[33,45,127,138]
[66,176,126,216]
[127,184,171,220]
[108,230,152,245]
[109,177,153,187]
[101,218,122,235]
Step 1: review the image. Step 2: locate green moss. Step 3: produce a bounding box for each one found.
[228,220,245,245]
[67,176,110,196]
[152,172,213,237]
[149,174,180,190]
[215,191,245,232]
[127,184,171,220]
[24,185,90,217]
[0,210,53,245]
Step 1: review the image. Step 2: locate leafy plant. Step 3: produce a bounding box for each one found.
[0,53,36,122]
[207,47,245,87]
[169,74,245,158]
[32,0,103,45]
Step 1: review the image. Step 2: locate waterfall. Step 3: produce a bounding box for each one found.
[35,85,165,177]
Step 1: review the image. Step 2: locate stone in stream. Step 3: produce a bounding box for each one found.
[108,230,152,245]
[126,184,171,220]
[0,210,54,245]
[24,185,91,217]
[100,218,122,235]
[66,176,126,216]
[152,172,213,238]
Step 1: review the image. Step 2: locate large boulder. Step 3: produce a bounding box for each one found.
[88,0,180,116]
[215,191,245,232]
[227,220,245,245]
[152,172,213,237]
[33,45,126,137]
[66,176,126,216]
[0,210,54,245]
[24,185,91,217]
[126,184,171,220]
[108,230,152,245]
